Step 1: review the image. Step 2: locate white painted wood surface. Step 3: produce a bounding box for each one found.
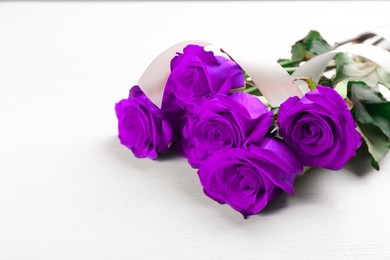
[0,2,389,259]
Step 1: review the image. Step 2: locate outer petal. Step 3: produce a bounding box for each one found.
[246,111,273,145]
[230,92,269,118]
[246,137,303,195]
[206,56,244,94]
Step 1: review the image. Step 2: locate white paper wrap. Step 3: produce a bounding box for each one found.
[138,41,302,108]
[138,36,390,108]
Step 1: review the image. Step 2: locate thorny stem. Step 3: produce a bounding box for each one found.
[333,32,377,48]
[333,32,390,51]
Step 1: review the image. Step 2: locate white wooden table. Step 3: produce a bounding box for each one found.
[1,2,389,259]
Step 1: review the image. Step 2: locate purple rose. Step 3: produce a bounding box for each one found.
[198,137,303,218]
[181,92,273,168]
[115,85,173,159]
[162,44,244,110]
[278,86,362,170]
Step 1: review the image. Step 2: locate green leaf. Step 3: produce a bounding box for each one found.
[296,166,312,177]
[294,77,318,91]
[348,81,390,170]
[302,30,332,58]
[318,76,333,87]
[277,59,300,68]
[334,79,348,99]
[334,53,390,89]
[291,42,305,62]
[376,67,390,89]
[334,53,355,83]
[243,70,250,80]
[302,30,323,44]
[348,81,390,138]
[371,159,380,171]
[349,81,385,103]
[357,123,390,170]
[364,102,390,138]
[278,30,332,68]
[244,85,261,96]
[308,38,332,55]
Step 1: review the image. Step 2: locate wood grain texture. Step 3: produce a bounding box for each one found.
[0,2,389,259]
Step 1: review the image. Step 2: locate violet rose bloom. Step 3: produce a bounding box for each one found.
[115,85,173,159]
[278,86,362,170]
[162,44,244,111]
[198,137,303,218]
[181,92,273,168]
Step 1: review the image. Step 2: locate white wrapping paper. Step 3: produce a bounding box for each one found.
[138,41,302,108]
[138,34,390,108]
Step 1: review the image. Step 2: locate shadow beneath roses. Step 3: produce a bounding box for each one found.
[261,168,324,216]
[106,134,202,195]
[155,149,183,161]
[108,135,375,222]
[290,167,325,202]
[259,194,289,216]
[344,144,373,177]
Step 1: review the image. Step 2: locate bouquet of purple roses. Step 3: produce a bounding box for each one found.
[115,31,390,218]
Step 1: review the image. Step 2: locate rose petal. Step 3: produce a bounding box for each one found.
[230,92,269,118]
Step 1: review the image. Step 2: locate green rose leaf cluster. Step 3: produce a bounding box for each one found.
[348,82,390,170]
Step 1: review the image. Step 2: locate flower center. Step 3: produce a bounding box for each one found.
[198,119,233,149]
[225,166,263,204]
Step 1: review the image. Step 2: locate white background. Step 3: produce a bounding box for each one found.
[1,1,390,259]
